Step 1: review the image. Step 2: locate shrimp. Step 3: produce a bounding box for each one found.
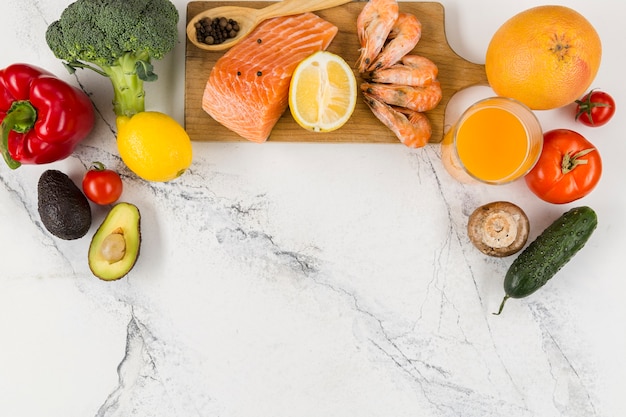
[356,0,399,73]
[365,55,438,86]
[363,91,431,148]
[368,13,422,71]
[360,80,443,112]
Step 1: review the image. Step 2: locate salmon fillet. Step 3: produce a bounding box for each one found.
[202,13,338,143]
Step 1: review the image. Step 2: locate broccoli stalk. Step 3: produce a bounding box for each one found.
[45,0,179,118]
[64,52,155,118]
[100,53,150,118]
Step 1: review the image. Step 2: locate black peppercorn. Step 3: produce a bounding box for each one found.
[195,16,241,45]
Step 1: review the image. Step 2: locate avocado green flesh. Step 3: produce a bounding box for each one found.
[88,202,141,281]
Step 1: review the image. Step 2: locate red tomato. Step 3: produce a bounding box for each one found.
[82,162,123,205]
[525,129,602,204]
[575,90,615,127]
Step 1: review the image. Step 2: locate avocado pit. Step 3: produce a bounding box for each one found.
[100,228,127,264]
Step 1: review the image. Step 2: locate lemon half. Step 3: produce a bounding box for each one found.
[289,51,357,132]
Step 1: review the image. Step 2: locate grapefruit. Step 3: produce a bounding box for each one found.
[485,6,601,110]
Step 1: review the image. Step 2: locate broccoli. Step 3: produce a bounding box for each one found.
[45,0,179,118]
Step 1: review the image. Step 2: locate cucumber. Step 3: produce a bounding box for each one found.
[494,206,598,315]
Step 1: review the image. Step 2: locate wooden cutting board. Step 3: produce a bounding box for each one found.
[184,1,488,143]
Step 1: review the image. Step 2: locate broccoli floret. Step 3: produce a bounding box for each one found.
[45,0,179,118]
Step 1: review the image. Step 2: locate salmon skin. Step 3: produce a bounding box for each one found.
[202,13,338,143]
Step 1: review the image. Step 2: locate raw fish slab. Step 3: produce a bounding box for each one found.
[185,1,488,143]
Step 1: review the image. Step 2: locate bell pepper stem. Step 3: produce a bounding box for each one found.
[1,101,38,169]
[1,120,21,169]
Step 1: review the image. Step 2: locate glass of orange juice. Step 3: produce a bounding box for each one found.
[441,97,543,184]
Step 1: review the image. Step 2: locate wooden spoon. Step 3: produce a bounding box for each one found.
[187,0,353,51]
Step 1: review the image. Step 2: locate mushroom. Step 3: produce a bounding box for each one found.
[467,201,530,257]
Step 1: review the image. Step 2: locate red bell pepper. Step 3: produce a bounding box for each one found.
[0,63,95,169]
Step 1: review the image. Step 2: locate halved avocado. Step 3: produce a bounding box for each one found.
[88,202,141,281]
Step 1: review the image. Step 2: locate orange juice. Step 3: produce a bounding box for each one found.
[441,97,543,184]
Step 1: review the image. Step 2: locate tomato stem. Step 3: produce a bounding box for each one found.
[575,89,613,124]
[562,148,596,174]
[90,161,106,171]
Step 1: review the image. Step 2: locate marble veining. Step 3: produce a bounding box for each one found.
[1,1,625,417]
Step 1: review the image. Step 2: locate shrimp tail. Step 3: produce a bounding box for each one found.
[362,91,431,148]
[361,81,443,112]
[368,13,422,72]
[355,0,400,73]
[365,54,439,86]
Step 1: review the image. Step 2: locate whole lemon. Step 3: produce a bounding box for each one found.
[485,5,601,110]
[116,112,193,182]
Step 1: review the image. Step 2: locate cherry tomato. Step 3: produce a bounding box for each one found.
[575,90,615,127]
[525,129,602,204]
[82,162,123,205]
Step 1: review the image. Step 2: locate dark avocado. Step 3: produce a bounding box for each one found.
[38,169,92,240]
[88,202,141,281]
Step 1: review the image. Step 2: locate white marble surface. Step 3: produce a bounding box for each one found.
[1,1,625,416]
